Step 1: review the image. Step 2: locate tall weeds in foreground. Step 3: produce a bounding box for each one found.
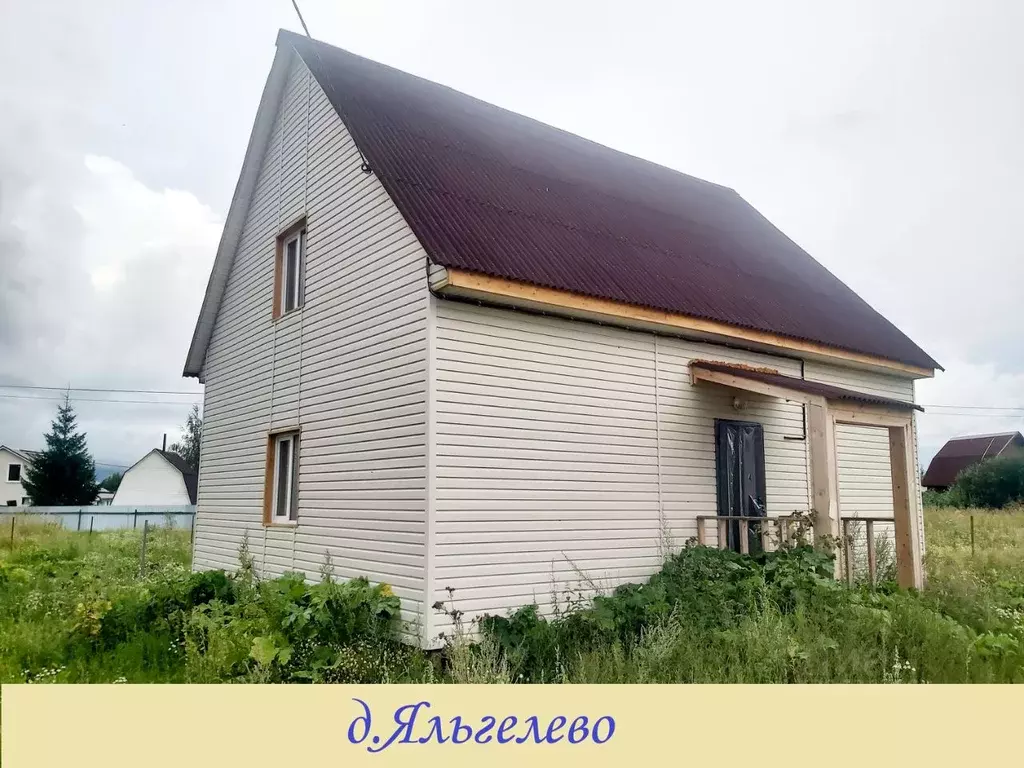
[2,508,1023,683]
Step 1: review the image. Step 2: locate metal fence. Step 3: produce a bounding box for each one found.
[0,505,196,533]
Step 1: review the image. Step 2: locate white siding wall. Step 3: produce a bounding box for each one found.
[1,448,30,506]
[430,299,811,636]
[194,53,429,632]
[112,453,191,506]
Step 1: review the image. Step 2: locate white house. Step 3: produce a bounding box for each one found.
[112,450,198,507]
[0,446,36,507]
[183,30,940,647]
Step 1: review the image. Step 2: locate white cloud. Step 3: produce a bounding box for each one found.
[0,148,217,465]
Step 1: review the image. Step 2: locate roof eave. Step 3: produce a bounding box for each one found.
[182,41,296,378]
[432,266,938,380]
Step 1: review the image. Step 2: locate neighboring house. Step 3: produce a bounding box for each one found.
[0,446,36,507]
[922,432,1024,490]
[183,30,940,646]
[112,450,198,507]
[95,490,115,506]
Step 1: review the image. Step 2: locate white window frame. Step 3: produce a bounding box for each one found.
[280,229,305,316]
[270,432,299,523]
[7,463,21,483]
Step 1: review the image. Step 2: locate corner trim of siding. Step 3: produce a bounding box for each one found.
[423,292,439,648]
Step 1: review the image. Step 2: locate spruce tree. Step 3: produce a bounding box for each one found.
[22,394,100,506]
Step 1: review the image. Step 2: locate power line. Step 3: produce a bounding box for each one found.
[0,393,196,406]
[0,384,200,396]
[920,404,1024,412]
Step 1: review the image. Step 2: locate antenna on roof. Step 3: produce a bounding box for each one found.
[290,0,312,37]
[285,0,374,176]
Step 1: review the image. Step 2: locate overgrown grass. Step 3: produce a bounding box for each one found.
[2,508,1022,683]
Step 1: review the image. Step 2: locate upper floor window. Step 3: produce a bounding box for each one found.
[7,464,21,482]
[275,220,306,318]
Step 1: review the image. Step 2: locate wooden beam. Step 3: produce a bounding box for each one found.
[690,367,827,407]
[889,424,922,589]
[441,268,936,379]
[808,403,840,570]
[831,405,913,429]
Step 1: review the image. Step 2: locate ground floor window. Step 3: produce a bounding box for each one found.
[265,430,300,523]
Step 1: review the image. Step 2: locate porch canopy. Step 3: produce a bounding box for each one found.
[689,360,923,589]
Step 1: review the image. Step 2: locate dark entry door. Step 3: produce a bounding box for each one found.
[715,419,767,552]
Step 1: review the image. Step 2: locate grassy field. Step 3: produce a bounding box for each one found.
[1,508,1022,683]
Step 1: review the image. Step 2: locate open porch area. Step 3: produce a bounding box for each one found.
[690,360,924,589]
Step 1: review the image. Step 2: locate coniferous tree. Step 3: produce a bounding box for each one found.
[168,404,202,471]
[99,471,122,492]
[22,394,100,505]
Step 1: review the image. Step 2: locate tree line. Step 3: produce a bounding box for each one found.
[20,395,201,506]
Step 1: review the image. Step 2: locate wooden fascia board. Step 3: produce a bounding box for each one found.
[690,367,826,408]
[438,268,935,380]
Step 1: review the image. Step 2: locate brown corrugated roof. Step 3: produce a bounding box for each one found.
[282,30,939,372]
[922,432,1024,489]
[691,360,922,411]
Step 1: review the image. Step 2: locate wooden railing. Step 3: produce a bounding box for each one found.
[695,515,807,554]
[840,516,892,586]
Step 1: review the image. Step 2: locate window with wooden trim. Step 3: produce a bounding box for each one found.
[265,431,300,524]
[7,463,21,482]
[274,221,306,318]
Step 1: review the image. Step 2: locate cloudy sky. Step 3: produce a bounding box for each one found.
[1,0,1021,470]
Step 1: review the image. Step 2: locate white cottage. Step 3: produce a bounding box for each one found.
[0,446,36,507]
[112,449,198,507]
[184,30,940,646]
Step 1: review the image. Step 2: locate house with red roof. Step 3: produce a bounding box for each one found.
[923,432,1024,491]
[184,30,939,645]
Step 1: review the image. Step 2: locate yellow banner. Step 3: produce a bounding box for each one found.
[3,684,1021,766]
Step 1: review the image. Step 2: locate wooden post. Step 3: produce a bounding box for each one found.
[9,516,14,549]
[89,516,94,538]
[760,523,769,552]
[696,519,706,546]
[970,515,975,557]
[739,519,749,555]
[808,403,840,576]
[190,513,196,547]
[717,519,727,550]
[77,509,83,531]
[139,521,149,578]
[133,509,138,529]
[888,424,919,589]
[843,519,854,586]
[866,520,876,586]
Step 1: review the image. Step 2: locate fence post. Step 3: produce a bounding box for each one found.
[89,516,95,537]
[133,509,138,529]
[865,520,876,586]
[139,521,149,578]
[9,515,14,549]
[77,509,83,531]
[843,519,855,587]
[970,515,975,557]
[189,513,196,547]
